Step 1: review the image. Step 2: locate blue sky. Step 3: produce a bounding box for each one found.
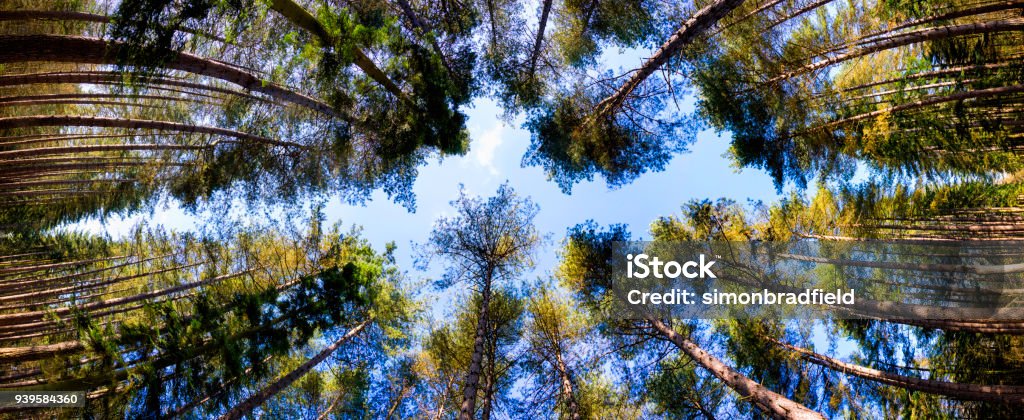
[74,96,785,285]
[71,79,853,362]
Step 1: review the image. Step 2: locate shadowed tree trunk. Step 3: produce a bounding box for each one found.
[218,320,369,420]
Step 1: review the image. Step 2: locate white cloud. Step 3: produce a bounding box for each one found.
[472,123,504,175]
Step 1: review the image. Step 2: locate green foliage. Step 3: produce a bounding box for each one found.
[419,183,541,288]
[524,86,693,192]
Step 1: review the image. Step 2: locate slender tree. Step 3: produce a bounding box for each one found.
[418,184,541,420]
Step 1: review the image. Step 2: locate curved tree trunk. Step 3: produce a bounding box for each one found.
[217,320,369,420]
[816,1,1024,59]
[0,92,196,104]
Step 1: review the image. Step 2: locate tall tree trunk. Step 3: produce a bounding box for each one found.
[0,270,251,327]
[0,254,163,295]
[0,262,200,308]
[818,1,1024,58]
[777,248,1024,275]
[765,20,1024,85]
[555,352,581,420]
[900,319,1024,334]
[480,332,497,420]
[217,320,369,420]
[527,0,554,79]
[167,355,275,418]
[0,35,335,115]
[0,144,208,160]
[0,71,271,103]
[0,10,108,23]
[771,338,1024,403]
[0,340,84,364]
[458,273,493,420]
[0,115,303,148]
[0,10,227,41]
[385,380,414,419]
[763,0,831,32]
[805,84,1024,135]
[647,318,824,419]
[316,390,345,420]
[838,62,1013,94]
[594,0,746,118]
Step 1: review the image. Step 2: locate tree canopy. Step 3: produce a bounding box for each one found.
[3,0,1024,418]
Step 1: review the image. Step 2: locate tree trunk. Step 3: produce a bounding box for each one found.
[393,0,456,78]
[765,20,1024,85]
[385,380,413,419]
[764,0,831,32]
[0,262,200,308]
[807,84,1024,134]
[594,0,746,118]
[0,10,108,23]
[527,0,554,78]
[0,35,334,115]
[899,319,1024,334]
[838,62,1012,94]
[217,320,369,420]
[0,115,303,148]
[0,71,270,103]
[771,338,1024,403]
[458,275,493,420]
[0,256,120,276]
[819,1,1024,58]
[555,352,581,420]
[0,92,195,104]
[776,249,1024,275]
[0,270,251,327]
[0,144,209,160]
[0,254,165,295]
[647,318,824,419]
[480,333,497,420]
[0,340,84,364]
